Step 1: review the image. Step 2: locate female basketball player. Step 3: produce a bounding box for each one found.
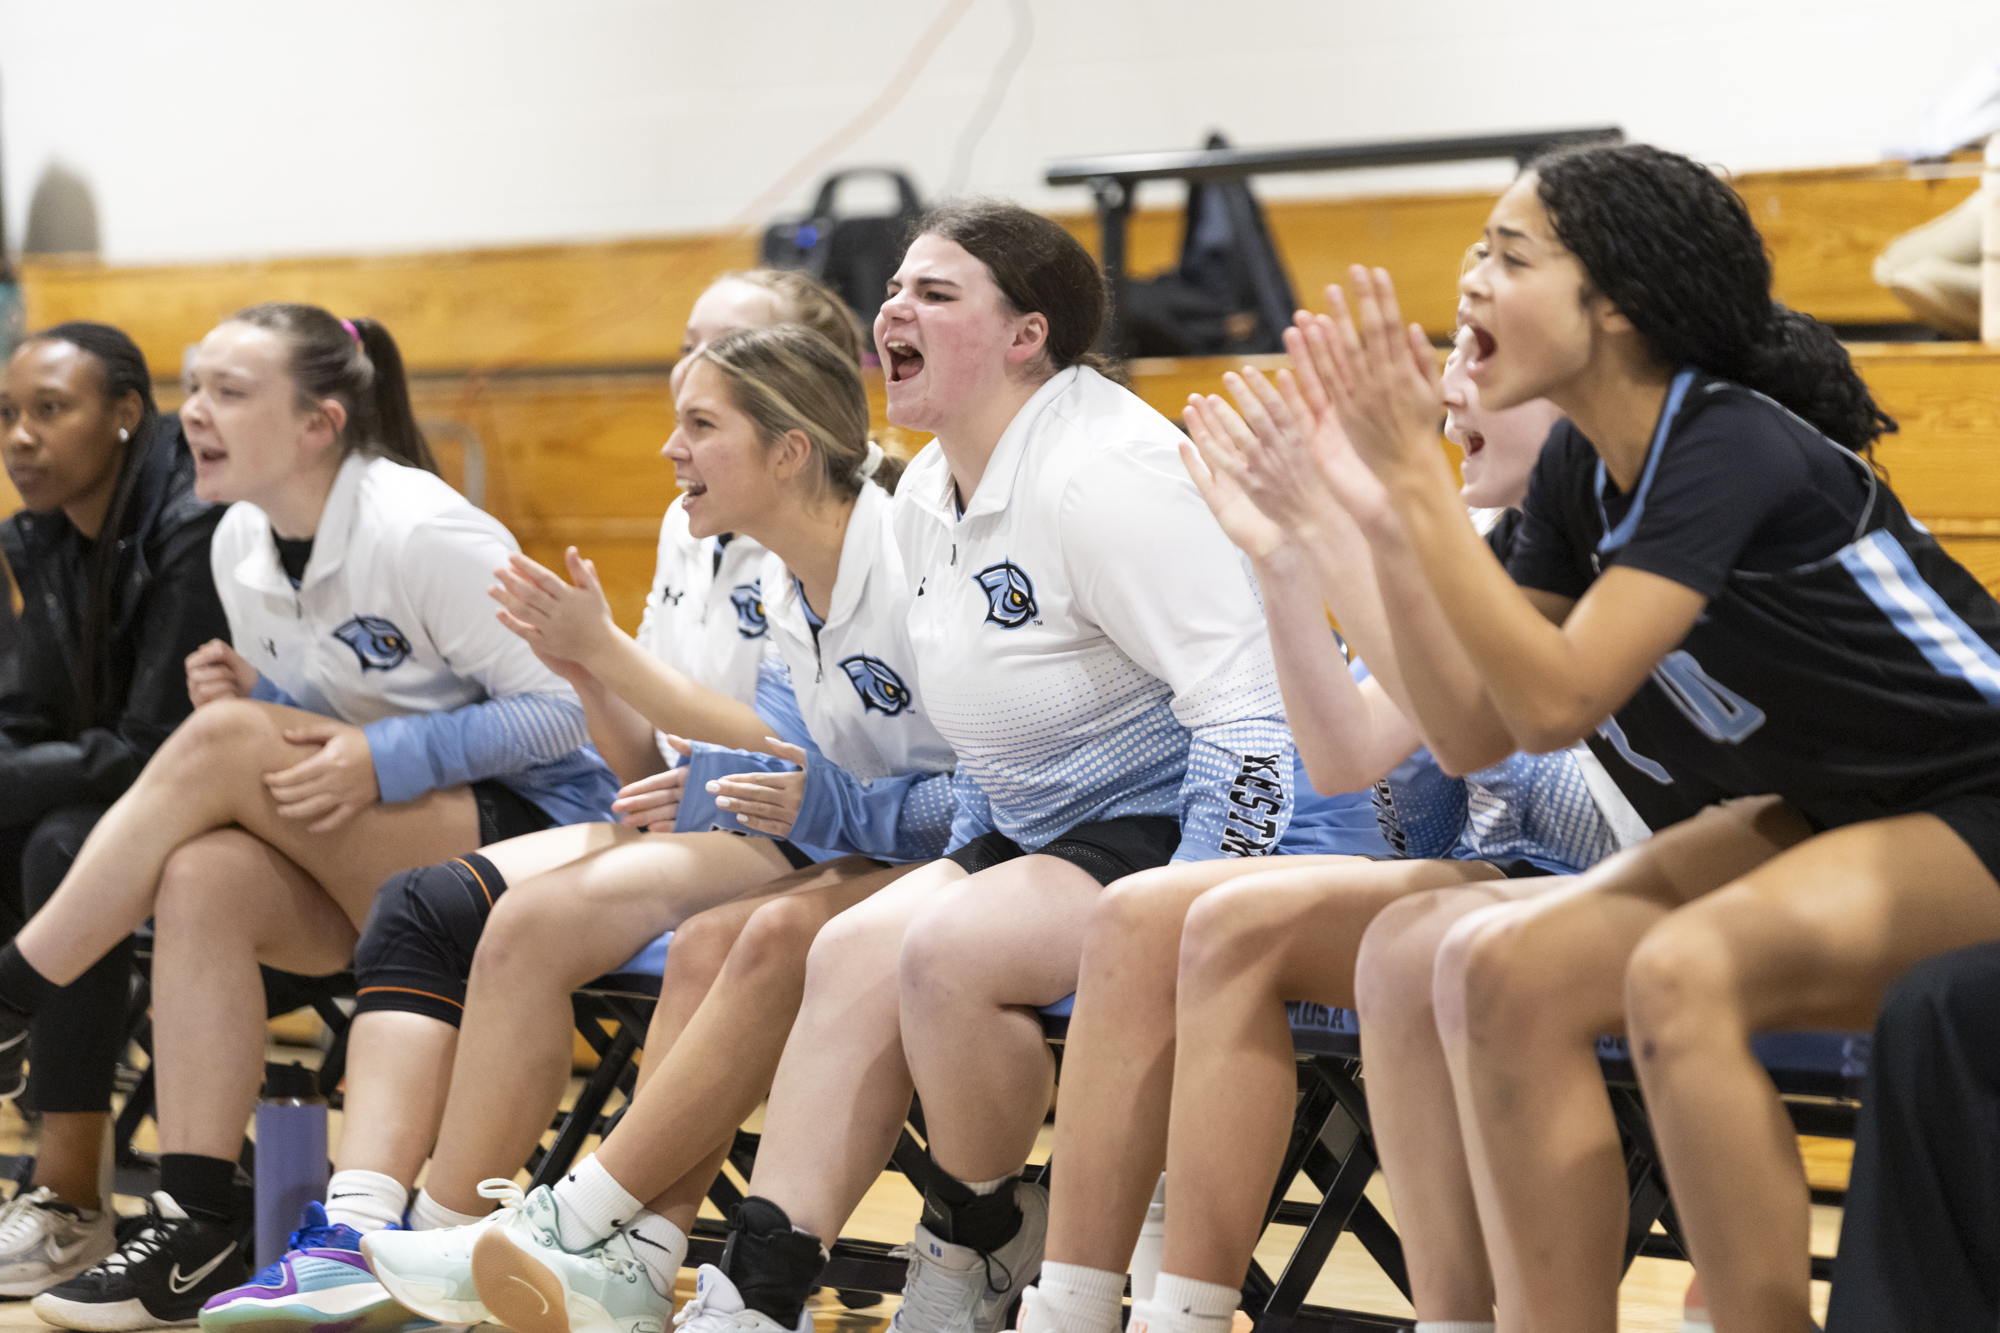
[1016,327,1660,1333]
[1322,142,2000,1333]
[0,324,229,1296]
[193,273,896,1333]
[0,304,615,1331]
[465,199,1303,1333]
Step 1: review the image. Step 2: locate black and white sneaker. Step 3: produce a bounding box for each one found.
[32,1192,245,1331]
[0,1002,30,1101]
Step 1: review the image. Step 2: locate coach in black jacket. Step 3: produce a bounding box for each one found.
[0,323,226,1273]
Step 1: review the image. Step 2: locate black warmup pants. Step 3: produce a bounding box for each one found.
[1827,942,2000,1333]
[0,803,134,1115]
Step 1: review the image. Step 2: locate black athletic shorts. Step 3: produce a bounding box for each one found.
[1913,791,2000,885]
[945,815,1181,887]
[470,780,556,846]
[773,839,816,871]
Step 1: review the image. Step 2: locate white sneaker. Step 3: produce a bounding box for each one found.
[471,1191,678,1333]
[359,1178,522,1324]
[0,1187,117,1297]
[891,1181,1047,1333]
[671,1264,809,1333]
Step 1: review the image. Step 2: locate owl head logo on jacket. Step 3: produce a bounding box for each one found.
[975,561,1036,628]
[333,615,413,671]
[730,582,768,639]
[839,654,912,717]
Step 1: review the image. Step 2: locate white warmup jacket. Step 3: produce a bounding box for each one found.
[217,452,615,827]
[893,365,1294,862]
[674,480,957,864]
[635,497,772,708]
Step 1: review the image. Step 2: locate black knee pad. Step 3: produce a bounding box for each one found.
[353,854,508,1026]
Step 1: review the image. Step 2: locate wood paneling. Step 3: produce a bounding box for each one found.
[20,163,1977,383]
[21,232,759,378]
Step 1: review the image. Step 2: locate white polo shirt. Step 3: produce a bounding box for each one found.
[214,452,613,827]
[892,366,1293,860]
[636,497,772,707]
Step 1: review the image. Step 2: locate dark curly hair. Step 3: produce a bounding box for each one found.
[1528,143,1895,455]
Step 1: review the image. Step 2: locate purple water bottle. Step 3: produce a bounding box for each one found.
[253,1062,328,1269]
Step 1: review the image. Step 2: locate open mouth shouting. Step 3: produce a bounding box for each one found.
[1461,430,1487,459]
[1461,317,1498,378]
[884,339,925,384]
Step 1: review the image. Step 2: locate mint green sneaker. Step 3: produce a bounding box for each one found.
[358,1179,522,1324]
[470,1190,680,1333]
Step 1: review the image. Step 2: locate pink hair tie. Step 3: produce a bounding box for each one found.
[339,318,361,344]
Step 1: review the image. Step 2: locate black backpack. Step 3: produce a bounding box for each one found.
[762,168,925,330]
[1117,134,1298,357]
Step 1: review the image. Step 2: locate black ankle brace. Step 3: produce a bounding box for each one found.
[920,1173,1022,1254]
[723,1197,828,1328]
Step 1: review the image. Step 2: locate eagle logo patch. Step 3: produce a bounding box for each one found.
[729,582,768,639]
[975,561,1036,628]
[333,615,413,671]
[839,655,912,717]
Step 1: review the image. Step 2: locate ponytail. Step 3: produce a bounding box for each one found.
[1529,143,1896,455]
[19,321,158,729]
[228,303,437,474]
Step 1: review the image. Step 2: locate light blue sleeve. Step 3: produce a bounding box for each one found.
[946,770,995,853]
[788,762,955,863]
[250,674,302,709]
[1170,717,1295,864]
[363,692,591,804]
[1372,746,1469,860]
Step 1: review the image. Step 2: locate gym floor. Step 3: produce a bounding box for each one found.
[0,1021,1842,1332]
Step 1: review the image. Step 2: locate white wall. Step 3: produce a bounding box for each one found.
[3,0,1998,264]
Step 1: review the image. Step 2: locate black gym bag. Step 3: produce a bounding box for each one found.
[762,168,925,331]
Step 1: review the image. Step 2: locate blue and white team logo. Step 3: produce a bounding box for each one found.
[729,581,768,639]
[333,615,413,672]
[975,561,1036,628]
[839,654,912,716]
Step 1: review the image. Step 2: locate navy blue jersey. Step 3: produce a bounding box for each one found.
[1508,372,2000,832]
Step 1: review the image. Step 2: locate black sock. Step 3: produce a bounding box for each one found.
[0,942,54,1019]
[159,1153,243,1227]
[921,1172,1022,1253]
[722,1197,827,1328]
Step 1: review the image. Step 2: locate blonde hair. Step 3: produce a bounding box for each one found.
[688,325,904,500]
[717,269,867,368]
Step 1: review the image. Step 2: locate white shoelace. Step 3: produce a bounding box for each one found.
[0,1189,51,1249]
[890,1244,979,1333]
[477,1179,526,1210]
[99,1217,171,1275]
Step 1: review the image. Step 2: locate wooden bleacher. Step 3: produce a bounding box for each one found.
[13,162,1996,626]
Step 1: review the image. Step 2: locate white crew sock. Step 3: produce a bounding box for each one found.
[1135,1274,1237,1333]
[552,1154,645,1250]
[621,1212,689,1298]
[1033,1263,1125,1333]
[409,1187,488,1232]
[1414,1323,1496,1333]
[324,1169,408,1234]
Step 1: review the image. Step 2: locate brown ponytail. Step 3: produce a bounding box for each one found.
[228,303,438,473]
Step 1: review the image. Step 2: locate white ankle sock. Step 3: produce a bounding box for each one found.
[1414,1323,1495,1333]
[1679,1313,1714,1333]
[621,1212,689,1298]
[408,1188,488,1232]
[324,1169,408,1234]
[1138,1274,1236,1333]
[553,1155,644,1250]
[954,1173,1013,1196]
[1034,1263,1125,1333]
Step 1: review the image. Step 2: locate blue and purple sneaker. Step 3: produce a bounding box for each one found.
[199,1203,412,1333]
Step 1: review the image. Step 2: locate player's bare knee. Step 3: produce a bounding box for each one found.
[730,894,825,977]
[1355,893,1448,1019]
[1176,882,1278,996]
[1625,915,1740,1061]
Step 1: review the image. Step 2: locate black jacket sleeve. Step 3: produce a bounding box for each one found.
[0,511,228,827]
